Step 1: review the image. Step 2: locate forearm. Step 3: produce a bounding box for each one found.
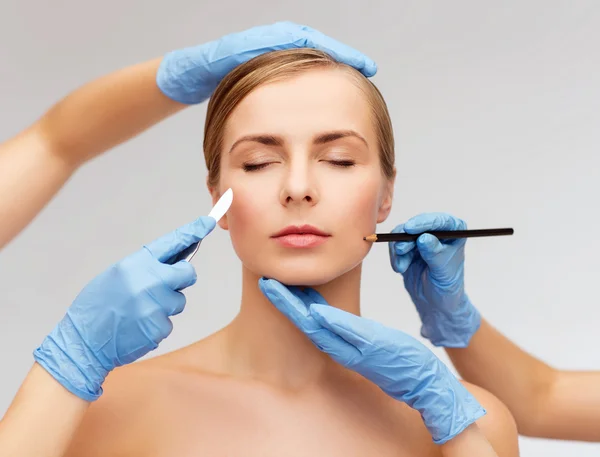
[440,424,498,457]
[0,363,90,457]
[539,370,600,441]
[0,57,185,249]
[447,319,600,440]
[35,58,184,166]
[0,128,75,248]
[446,319,553,433]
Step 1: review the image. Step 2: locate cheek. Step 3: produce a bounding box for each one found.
[217,175,274,263]
[325,172,382,233]
[228,193,264,236]
[313,172,382,280]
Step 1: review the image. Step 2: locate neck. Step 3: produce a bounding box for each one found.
[224,264,363,389]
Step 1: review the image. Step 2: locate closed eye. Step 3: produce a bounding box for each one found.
[243,160,356,171]
[328,160,356,168]
[243,162,273,172]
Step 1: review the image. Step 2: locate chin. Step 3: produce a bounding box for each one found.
[266,270,337,287]
[249,253,366,287]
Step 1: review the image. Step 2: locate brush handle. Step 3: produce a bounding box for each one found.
[373,228,514,242]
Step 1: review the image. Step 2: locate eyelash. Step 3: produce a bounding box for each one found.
[243,162,271,172]
[242,160,356,172]
[329,160,356,168]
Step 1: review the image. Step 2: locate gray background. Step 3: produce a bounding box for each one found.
[1,1,599,454]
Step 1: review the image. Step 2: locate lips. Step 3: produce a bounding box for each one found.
[272,225,330,238]
[271,225,331,248]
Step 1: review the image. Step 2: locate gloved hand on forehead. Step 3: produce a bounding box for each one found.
[389,212,481,348]
[33,216,216,402]
[156,21,377,104]
[259,278,486,445]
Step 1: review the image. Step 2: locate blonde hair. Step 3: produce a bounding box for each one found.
[203,48,395,188]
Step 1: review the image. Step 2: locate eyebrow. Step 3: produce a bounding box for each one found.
[313,130,368,147]
[228,130,368,154]
[228,135,283,154]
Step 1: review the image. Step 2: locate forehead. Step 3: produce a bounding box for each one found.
[223,68,374,142]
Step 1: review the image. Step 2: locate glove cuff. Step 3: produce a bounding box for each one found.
[412,361,487,444]
[431,392,486,444]
[421,295,481,348]
[33,316,110,402]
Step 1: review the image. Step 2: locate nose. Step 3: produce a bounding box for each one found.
[279,158,319,207]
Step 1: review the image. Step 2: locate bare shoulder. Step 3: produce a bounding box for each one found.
[64,337,226,457]
[462,381,520,456]
[64,359,179,457]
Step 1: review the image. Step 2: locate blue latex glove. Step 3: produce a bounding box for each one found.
[259,278,486,445]
[33,216,216,402]
[389,213,481,348]
[156,21,377,104]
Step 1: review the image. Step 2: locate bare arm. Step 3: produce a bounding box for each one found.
[447,319,600,441]
[0,57,185,250]
[0,58,184,455]
[0,23,378,456]
[0,363,90,457]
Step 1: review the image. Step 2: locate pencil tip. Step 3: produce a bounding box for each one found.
[364,234,377,242]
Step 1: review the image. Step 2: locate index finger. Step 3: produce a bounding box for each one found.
[144,216,216,263]
[403,213,467,235]
[299,25,377,77]
[258,278,322,333]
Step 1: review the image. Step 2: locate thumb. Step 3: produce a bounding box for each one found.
[144,216,216,263]
[416,233,446,269]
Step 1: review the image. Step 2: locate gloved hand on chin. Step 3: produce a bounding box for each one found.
[259,278,486,445]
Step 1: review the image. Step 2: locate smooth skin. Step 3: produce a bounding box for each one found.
[0,22,378,457]
[392,212,600,442]
[0,21,376,252]
[258,277,504,452]
[2,67,518,457]
[0,55,182,457]
[0,58,182,251]
[55,67,515,457]
[447,320,600,441]
[53,66,517,457]
[0,23,514,456]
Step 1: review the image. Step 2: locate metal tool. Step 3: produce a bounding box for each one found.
[169,188,233,263]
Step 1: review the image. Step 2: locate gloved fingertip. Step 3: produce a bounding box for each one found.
[258,277,292,306]
[362,60,377,77]
[404,213,442,234]
[258,276,276,288]
[403,219,426,234]
[197,215,217,233]
[393,241,415,255]
[174,258,196,274]
[391,259,408,274]
[417,233,441,250]
[390,224,406,234]
[257,277,272,294]
[390,247,416,274]
[417,232,433,243]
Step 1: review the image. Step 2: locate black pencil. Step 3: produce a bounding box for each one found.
[363,228,514,242]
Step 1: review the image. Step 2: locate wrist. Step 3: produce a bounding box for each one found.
[33,315,109,402]
[405,360,486,444]
[422,294,481,348]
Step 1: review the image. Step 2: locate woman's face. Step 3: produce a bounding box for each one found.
[211,68,394,286]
